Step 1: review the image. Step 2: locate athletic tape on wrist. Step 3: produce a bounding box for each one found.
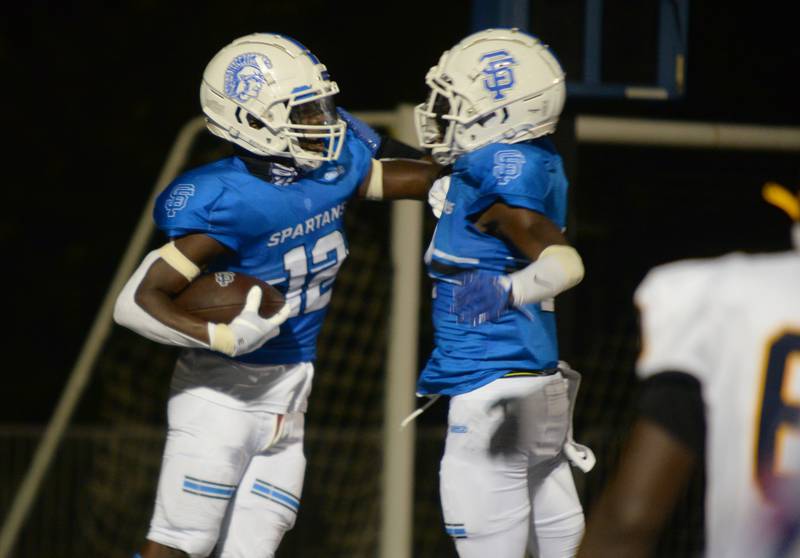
[158,242,201,281]
[208,323,236,356]
[364,159,384,200]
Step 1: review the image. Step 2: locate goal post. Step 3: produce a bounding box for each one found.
[377,104,424,558]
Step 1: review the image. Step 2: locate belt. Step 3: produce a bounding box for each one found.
[502,368,559,378]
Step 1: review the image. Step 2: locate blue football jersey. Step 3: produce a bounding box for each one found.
[153,130,372,364]
[419,138,569,396]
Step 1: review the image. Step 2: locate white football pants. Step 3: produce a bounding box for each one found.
[146,391,306,558]
[440,373,585,558]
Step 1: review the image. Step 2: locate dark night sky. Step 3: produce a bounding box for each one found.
[2,1,798,422]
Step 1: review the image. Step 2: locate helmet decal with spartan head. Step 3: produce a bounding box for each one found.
[224,53,273,102]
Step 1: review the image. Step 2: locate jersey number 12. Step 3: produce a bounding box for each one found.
[276,230,347,317]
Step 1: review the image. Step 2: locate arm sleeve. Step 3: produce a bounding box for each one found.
[637,371,706,456]
[112,250,210,349]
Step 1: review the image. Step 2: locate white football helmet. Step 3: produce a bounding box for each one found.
[415,28,566,165]
[200,33,345,170]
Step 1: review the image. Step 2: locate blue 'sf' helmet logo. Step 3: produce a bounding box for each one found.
[480,50,517,100]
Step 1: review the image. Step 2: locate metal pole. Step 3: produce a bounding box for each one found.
[575,115,800,151]
[376,105,423,558]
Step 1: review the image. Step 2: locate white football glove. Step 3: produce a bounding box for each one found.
[428,175,451,218]
[207,286,291,357]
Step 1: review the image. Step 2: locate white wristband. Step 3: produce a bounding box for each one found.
[509,245,584,306]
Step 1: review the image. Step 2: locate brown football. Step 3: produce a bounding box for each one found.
[173,271,286,323]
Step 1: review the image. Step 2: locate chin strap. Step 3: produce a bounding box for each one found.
[235,147,301,185]
[268,161,300,185]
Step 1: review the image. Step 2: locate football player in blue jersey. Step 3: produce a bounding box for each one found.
[413,28,595,557]
[113,33,438,558]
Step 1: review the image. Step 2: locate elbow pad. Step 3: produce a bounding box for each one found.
[113,249,209,349]
[508,245,584,306]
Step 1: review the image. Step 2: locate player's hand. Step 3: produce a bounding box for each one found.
[208,287,291,357]
[428,175,450,218]
[452,271,512,326]
[336,107,381,156]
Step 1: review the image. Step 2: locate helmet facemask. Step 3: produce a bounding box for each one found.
[237,88,345,172]
[414,77,460,165]
[285,95,345,170]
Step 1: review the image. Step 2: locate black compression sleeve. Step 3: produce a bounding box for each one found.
[375,136,425,160]
[637,371,706,456]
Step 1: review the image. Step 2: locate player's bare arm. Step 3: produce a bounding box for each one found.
[133,234,232,343]
[452,202,585,325]
[579,369,705,556]
[115,233,290,357]
[356,157,442,201]
[577,418,697,558]
[335,105,441,201]
[475,201,570,259]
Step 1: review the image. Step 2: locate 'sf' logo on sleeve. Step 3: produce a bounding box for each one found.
[493,150,526,185]
[165,184,196,217]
